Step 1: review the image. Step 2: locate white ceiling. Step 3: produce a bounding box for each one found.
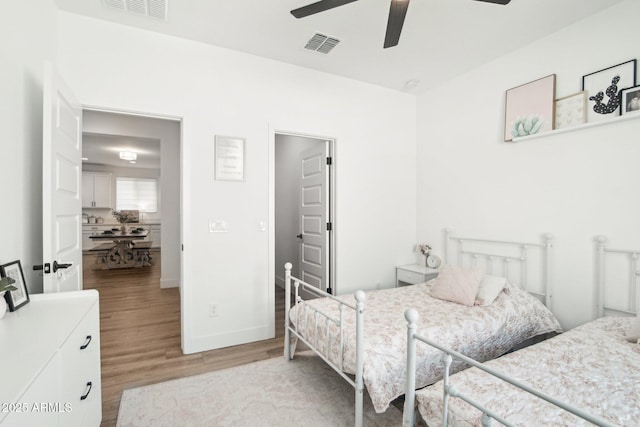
[83,133,161,169]
[54,0,623,93]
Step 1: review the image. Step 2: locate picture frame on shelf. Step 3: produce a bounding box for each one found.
[554,91,587,130]
[582,59,636,123]
[1,260,29,311]
[620,85,640,116]
[504,74,556,142]
[214,135,245,182]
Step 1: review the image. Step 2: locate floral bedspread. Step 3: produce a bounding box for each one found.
[288,281,561,413]
[416,316,640,426]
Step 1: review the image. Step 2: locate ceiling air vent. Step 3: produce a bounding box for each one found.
[102,0,168,21]
[304,33,340,54]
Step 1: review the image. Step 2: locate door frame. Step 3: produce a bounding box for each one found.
[270,128,336,296]
[80,104,186,348]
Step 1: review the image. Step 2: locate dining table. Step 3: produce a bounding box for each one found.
[89,228,150,269]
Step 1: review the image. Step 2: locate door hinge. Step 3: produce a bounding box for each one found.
[326,222,332,231]
[326,156,332,165]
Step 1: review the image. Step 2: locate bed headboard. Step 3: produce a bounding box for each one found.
[595,236,640,318]
[443,228,553,308]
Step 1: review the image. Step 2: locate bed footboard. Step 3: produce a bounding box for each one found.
[403,309,614,427]
[284,262,366,427]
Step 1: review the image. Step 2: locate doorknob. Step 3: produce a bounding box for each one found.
[296,234,303,240]
[53,261,72,273]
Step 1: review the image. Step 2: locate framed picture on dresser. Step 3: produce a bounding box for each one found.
[1,260,29,311]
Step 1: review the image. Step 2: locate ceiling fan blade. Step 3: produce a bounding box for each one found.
[291,0,359,18]
[474,0,511,5]
[384,0,410,49]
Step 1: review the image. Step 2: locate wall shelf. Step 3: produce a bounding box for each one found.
[511,112,640,142]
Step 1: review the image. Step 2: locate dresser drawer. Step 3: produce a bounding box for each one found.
[59,304,101,427]
[397,269,425,285]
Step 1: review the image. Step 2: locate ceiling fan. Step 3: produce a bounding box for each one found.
[291,0,512,49]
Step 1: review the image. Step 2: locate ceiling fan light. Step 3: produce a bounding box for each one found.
[119,151,137,161]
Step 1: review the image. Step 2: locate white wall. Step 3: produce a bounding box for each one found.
[56,12,417,353]
[416,0,640,329]
[0,1,58,294]
[274,134,320,287]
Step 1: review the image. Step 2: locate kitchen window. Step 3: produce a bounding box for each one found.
[116,177,158,213]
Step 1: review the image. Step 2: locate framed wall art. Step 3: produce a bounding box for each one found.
[215,135,245,181]
[1,260,29,311]
[554,91,587,130]
[620,85,640,116]
[504,74,556,142]
[581,59,637,123]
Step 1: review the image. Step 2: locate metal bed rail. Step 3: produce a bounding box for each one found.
[284,262,366,427]
[402,308,614,427]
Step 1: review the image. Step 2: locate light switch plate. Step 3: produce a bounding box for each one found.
[209,220,228,233]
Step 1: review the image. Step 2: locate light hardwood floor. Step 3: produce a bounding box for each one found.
[82,251,285,427]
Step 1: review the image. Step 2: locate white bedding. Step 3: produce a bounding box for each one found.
[289,281,561,413]
[416,316,640,426]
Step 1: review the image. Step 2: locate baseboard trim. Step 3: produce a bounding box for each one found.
[161,278,180,288]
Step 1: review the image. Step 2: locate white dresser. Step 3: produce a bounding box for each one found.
[0,290,101,426]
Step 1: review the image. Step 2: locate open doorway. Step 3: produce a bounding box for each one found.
[79,108,184,423]
[274,132,335,296]
[80,109,181,290]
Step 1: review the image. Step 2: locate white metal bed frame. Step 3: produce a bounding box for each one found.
[284,229,554,427]
[284,262,367,425]
[443,229,554,307]
[403,236,640,427]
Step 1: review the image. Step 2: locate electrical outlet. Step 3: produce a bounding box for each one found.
[209,303,218,318]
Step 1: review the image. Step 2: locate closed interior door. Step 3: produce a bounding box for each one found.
[298,142,329,292]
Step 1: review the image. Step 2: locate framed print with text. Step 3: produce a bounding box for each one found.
[215,136,245,181]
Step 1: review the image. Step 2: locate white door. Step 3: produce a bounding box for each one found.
[41,63,83,293]
[298,142,331,293]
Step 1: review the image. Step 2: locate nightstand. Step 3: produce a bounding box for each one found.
[395,264,439,287]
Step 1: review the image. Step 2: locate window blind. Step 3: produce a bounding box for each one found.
[116,177,158,212]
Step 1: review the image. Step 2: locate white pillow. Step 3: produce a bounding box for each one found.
[626,314,640,343]
[475,275,508,306]
[430,265,484,307]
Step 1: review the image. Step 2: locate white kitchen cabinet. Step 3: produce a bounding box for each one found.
[0,290,101,427]
[82,172,112,208]
[148,224,161,248]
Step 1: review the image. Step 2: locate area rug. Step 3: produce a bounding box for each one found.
[117,351,402,426]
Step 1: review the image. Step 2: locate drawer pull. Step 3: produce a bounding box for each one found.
[80,381,93,400]
[80,335,92,350]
